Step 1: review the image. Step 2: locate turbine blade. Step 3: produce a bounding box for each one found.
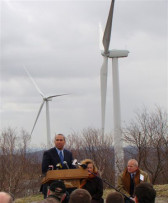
[99,22,104,51]
[47,93,69,100]
[31,100,45,135]
[24,66,45,97]
[100,57,108,135]
[103,0,115,54]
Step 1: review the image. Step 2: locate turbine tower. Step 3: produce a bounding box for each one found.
[24,67,68,148]
[100,0,129,175]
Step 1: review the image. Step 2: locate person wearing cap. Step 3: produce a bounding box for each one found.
[38,180,67,203]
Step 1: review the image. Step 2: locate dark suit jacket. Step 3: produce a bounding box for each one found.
[42,147,74,174]
[82,176,104,203]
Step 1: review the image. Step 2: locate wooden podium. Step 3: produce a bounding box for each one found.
[42,168,88,188]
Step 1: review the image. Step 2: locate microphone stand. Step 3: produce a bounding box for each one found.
[87,170,134,203]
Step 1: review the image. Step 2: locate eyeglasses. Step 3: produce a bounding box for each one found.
[56,139,64,141]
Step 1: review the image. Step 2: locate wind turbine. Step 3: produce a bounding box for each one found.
[100,0,129,174]
[24,67,68,148]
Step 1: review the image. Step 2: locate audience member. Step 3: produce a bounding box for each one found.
[69,189,91,203]
[0,192,13,203]
[38,180,67,203]
[117,159,150,201]
[80,159,104,203]
[134,182,156,203]
[106,191,124,203]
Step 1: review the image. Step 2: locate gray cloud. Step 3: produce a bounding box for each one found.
[1,0,167,147]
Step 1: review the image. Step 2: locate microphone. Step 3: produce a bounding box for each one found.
[63,161,69,169]
[72,159,87,169]
[72,159,78,165]
[79,164,87,169]
[48,165,54,170]
[56,163,62,170]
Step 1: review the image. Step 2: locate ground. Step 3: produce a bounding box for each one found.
[15,184,168,203]
[155,197,168,203]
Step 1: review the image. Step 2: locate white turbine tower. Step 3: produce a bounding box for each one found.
[100,0,129,176]
[24,67,68,148]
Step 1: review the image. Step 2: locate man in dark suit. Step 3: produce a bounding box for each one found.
[41,133,74,199]
[42,133,74,173]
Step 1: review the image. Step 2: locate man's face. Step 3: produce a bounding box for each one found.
[127,160,138,173]
[54,134,65,150]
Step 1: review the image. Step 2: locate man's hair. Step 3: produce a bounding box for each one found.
[128,159,138,167]
[106,191,124,203]
[69,189,91,203]
[55,133,65,141]
[135,182,156,203]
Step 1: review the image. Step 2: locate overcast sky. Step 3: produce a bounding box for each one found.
[1,0,167,148]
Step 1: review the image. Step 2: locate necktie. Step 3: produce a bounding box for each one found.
[59,151,64,165]
[130,173,135,197]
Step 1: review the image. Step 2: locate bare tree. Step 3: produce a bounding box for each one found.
[0,127,41,197]
[66,128,115,186]
[123,107,168,184]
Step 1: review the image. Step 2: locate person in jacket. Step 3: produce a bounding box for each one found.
[38,180,67,203]
[80,159,104,203]
[42,134,74,174]
[117,159,150,202]
[41,133,74,198]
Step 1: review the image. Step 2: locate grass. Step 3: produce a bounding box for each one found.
[154,184,168,197]
[103,184,168,199]
[15,194,43,203]
[15,184,168,203]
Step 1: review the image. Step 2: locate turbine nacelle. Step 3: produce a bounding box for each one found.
[44,98,52,101]
[101,49,129,58]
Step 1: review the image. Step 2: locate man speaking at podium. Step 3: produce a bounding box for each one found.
[41,133,75,198]
[42,133,74,173]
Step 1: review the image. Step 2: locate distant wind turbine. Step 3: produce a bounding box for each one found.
[24,66,68,148]
[100,0,129,174]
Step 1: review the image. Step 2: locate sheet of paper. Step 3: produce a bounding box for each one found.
[140,174,144,181]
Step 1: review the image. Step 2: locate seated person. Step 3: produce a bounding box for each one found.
[117,159,150,201]
[80,159,104,203]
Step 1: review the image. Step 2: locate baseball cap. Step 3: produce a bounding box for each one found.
[49,180,66,194]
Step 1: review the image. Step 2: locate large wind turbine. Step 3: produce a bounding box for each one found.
[24,67,68,148]
[100,0,129,174]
